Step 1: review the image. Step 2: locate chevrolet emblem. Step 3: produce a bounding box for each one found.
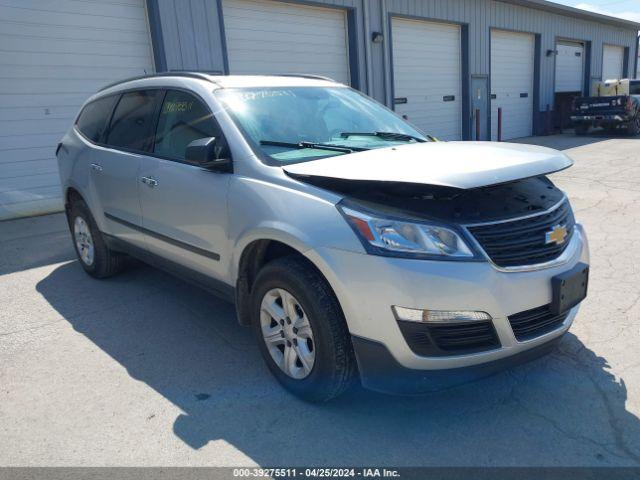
[545,224,568,246]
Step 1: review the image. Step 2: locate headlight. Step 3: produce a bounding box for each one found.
[338,204,477,260]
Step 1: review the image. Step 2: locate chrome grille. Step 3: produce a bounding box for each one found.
[467,200,575,268]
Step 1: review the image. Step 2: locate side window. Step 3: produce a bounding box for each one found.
[106,90,161,151]
[76,95,118,143]
[154,90,219,161]
[630,81,640,95]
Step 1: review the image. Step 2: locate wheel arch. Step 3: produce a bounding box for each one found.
[63,186,89,229]
[234,237,344,328]
[65,186,85,209]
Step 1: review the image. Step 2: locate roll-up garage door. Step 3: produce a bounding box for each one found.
[222,0,351,85]
[555,42,584,93]
[602,44,625,81]
[391,18,462,141]
[0,0,154,220]
[491,30,535,141]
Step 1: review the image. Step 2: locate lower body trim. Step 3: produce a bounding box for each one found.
[351,334,563,395]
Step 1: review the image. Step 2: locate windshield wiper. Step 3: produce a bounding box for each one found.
[259,140,368,153]
[340,131,429,143]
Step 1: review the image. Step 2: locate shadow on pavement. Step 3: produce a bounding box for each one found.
[513,129,640,151]
[36,260,640,466]
[0,213,75,276]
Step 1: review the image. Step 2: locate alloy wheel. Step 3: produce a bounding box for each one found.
[73,216,95,266]
[260,288,316,379]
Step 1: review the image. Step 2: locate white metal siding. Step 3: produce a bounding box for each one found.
[391,18,462,141]
[0,0,154,220]
[222,0,350,85]
[602,44,625,81]
[491,30,535,141]
[555,42,584,92]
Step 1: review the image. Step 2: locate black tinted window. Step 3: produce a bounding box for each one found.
[106,90,161,151]
[154,90,219,161]
[630,81,640,95]
[76,95,117,142]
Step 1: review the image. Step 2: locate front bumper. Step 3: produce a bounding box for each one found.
[307,224,589,391]
[351,333,563,394]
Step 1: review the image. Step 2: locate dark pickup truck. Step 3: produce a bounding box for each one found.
[571,80,640,136]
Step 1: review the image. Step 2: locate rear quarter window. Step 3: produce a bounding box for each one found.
[75,95,118,143]
[106,90,162,152]
[630,81,640,95]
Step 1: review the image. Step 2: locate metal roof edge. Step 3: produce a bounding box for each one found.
[496,0,640,30]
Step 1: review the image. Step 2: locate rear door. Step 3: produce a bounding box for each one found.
[138,90,231,280]
[93,89,162,246]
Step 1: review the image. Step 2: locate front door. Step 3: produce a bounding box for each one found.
[471,77,489,140]
[138,89,231,281]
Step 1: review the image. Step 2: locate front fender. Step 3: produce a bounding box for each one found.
[230,222,314,280]
[226,175,363,282]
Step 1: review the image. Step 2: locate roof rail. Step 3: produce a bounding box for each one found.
[169,69,225,75]
[98,71,222,92]
[276,73,336,82]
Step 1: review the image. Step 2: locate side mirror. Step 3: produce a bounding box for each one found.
[185,137,232,172]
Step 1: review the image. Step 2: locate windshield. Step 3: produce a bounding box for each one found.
[215,87,428,164]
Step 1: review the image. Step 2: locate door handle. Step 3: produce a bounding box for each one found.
[90,163,103,172]
[140,176,158,188]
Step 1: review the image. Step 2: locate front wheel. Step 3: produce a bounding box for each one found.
[251,256,357,402]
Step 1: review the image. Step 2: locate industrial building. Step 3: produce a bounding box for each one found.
[0,0,638,219]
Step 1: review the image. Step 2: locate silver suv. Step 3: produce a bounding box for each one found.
[57,73,590,401]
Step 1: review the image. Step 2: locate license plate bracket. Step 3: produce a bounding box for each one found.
[551,262,589,315]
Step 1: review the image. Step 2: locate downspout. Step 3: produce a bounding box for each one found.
[362,0,374,95]
[635,33,639,79]
[381,0,392,107]
[145,0,168,72]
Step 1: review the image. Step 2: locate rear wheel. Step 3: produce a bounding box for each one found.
[574,124,589,136]
[68,199,127,278]
[627,115,640,137]
[251,256,357,402]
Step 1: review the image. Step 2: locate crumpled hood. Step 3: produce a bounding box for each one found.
[282,141,573,189]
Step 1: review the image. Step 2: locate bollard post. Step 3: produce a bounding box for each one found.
[475,109,481,140]
[559,101,564,134]
[497,107,503,142]
[546,104,551,136]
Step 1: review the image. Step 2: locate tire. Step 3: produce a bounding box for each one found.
[251,256,357,402]
[574,124,589,136]
[67,199,127,279]
[627,114,640,137]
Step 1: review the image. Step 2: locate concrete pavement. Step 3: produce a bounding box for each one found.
[1,133,639,466]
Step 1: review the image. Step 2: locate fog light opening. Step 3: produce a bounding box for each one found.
[392,306,492,323]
